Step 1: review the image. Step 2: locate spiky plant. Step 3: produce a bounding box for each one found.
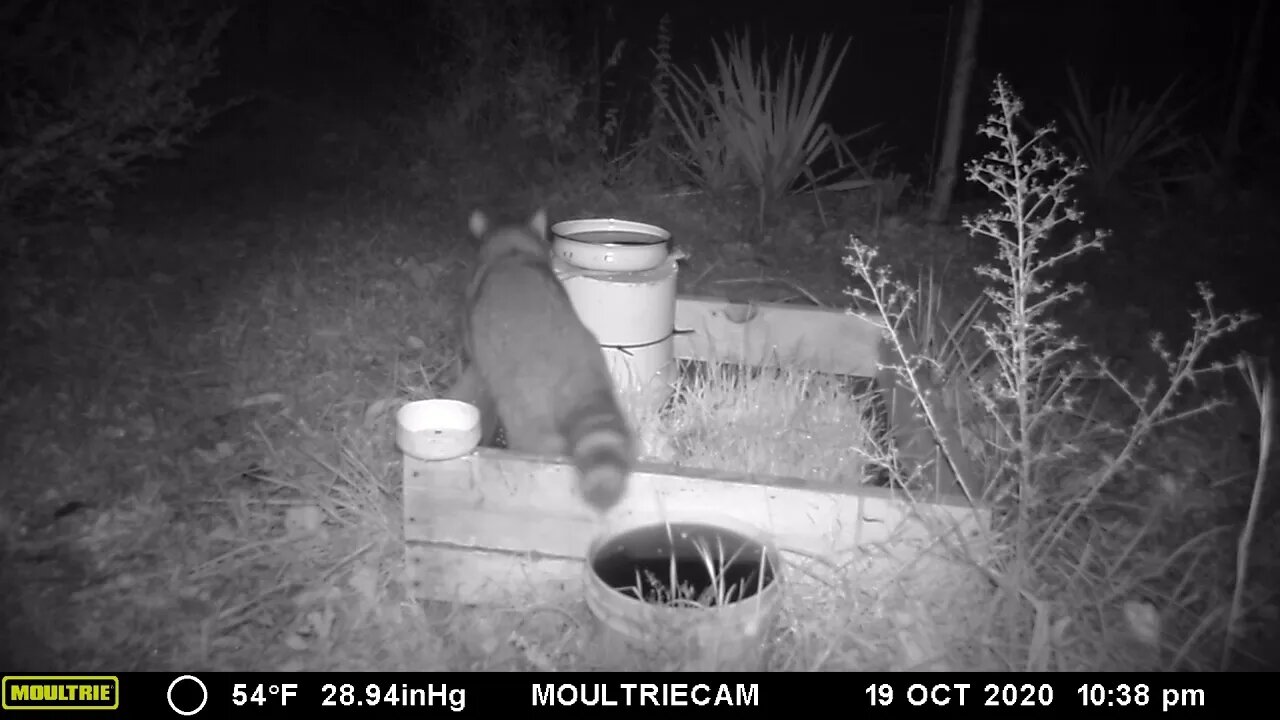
[1060,67,1192,205]
[658,30,851,234]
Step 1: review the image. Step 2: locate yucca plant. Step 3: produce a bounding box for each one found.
[659,31,851,234]
[658,53,745,194]
[1061,67,1193,205]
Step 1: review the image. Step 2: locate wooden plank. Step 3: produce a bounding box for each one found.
[403,450,986,566]
[404,537,978,607]
[407,504,598,559]
[673,295,884,377]
[404,451,990,605]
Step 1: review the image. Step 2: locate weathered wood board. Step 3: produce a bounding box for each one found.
[673,294,884,376]
[403,449,988,605]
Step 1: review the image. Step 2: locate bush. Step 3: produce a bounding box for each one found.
[1060,67,1192,207]
[659,31,854,231]
[0,0,236,227]
[846,75,1271,670]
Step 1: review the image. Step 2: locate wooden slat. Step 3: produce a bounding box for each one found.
[404,538,975,607]
[673,295,884,377]
[403,449,987,604]
[407,504,597,559]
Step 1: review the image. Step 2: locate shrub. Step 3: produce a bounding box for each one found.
[658,30,857,233]
[406,0,626,191]
[1060,67,1192,206]
[846,75,1268,670]
[0,0,236,227]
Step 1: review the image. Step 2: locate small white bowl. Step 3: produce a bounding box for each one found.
[396,399,481,461]
[551,218,672,272]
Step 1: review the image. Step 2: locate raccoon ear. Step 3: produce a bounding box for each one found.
[528,209,548,240]
[468,210,489,239]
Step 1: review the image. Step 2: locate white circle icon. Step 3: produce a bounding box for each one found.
[166,675,208,716]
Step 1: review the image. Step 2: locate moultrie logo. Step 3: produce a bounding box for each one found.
[2,676,119,710]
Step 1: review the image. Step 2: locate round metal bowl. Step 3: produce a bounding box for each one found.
[551,218,672,272]
[395,399,481,461]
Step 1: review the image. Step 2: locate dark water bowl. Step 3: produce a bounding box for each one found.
[583,514,784,669]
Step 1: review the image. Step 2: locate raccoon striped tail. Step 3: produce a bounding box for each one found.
[561,396,635,512]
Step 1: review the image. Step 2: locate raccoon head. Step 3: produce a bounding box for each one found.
[469,209,547,240]
[469,209,550,264]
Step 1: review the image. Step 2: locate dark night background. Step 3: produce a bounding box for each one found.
[205,0,1279,192]
[182,0,1280,338]
[147,0,1280,364]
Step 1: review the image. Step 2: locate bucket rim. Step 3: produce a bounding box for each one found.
[550,218,672,245]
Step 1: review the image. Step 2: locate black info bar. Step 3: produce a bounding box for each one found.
[1,673,1220,717]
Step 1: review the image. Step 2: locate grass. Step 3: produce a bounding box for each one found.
[627,536,766,608]
[1,201,465,671]
[630,359,881,487]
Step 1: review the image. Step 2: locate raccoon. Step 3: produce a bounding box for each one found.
[445,209,634,513]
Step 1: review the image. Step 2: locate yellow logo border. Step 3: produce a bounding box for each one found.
[2,676,120,711]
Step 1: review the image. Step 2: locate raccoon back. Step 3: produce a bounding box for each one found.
[463,211,635,511]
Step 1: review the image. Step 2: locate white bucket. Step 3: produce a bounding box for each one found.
[600,335,676,421]
[553,252,678,418]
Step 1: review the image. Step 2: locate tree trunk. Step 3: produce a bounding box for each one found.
[926,0,983,225]
[1222,0,1269,168]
